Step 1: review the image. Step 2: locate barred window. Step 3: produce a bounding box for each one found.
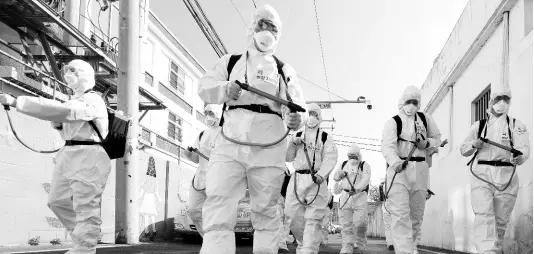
[168,112,183,143]
[472,86,491,124]
[169,61,185,95]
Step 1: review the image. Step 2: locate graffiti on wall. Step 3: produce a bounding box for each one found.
[139,157,161,237]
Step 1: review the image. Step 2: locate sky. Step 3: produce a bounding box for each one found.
[150,0,469,190]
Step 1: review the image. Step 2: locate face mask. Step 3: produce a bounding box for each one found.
[64,72,78,87]
[205,116,217,127]
[492,100,509,115]
[254,31,276,52]
[403,104,417,116]
[307,116,319,128]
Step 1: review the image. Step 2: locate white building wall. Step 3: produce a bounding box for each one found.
[418,0,532,253]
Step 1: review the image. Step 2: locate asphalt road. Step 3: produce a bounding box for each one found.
[3,235,467,254]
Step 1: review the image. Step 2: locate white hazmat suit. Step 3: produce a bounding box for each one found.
[333,144,371,253]
[379,180,394,250]
[0,60,110,254]
[284,103,338,254]
[197,5,307,254]
[460,85,530,254]
[185,104,222,237]
[381,86,441,254]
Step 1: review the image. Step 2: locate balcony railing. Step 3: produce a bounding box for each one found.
[139,124,198,165]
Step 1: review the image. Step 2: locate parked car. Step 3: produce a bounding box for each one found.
[174,190,254,242]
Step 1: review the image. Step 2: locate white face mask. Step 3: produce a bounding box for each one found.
[403,104,417,116]
[64,72,78,87]
[254,31,276,52]
[205,116,217,127]
[492,100,509,115]
[307,116,319,128]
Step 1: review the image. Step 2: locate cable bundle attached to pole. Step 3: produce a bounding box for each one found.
[183,0,228,57]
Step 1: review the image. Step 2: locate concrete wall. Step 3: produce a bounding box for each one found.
[418,0,533,253]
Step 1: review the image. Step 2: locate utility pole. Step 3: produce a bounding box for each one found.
[116,0,140,244]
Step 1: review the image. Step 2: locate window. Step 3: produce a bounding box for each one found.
[196,110,205,123]
[169,61,185,95]
[525,0,533,35]
[472,86,491,124]
[168,112,183,143]
[144,72,154,86]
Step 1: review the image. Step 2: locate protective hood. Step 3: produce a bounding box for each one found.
[246,4,282,56]
[306,103,322,129]
[398,85,421,113]
[204,104,222,119]
[65,59,95,96]
[347,143,361,158]
[487,82,512,115]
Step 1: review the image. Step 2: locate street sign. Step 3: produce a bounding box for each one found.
[317,102,331,109]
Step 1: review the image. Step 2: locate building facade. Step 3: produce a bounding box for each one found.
[419,0,532,253]
[0,0,207,246]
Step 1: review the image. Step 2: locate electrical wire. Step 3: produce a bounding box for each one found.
[335,142,381,153]
[251,0,257,8]
[332,133,381,142]
[334,139,381,147]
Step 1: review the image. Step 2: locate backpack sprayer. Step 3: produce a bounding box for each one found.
[220,80,306,147]
[293,138,321,206]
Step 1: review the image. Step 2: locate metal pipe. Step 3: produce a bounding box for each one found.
[502,11,510,88]
[37,32,64,83]
[115,0,141,244]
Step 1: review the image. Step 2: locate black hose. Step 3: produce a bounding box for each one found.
[4,106,61,154]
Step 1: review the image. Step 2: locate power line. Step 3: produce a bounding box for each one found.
[229,0,248,27]
[332,133,382,142]
[312,0,332,103]
[298,75,348,101]
[335,142,381,153]
[251,0,257,8]
[334,139,381,147]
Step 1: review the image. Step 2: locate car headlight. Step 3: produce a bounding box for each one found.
[237,208,251,218]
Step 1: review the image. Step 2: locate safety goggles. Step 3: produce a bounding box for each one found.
[62,65,77,74]
[254,19,278,35]
[493,95,510,104]
[404,99,419,107]
[309,111,319,118]
[204,110,216,118]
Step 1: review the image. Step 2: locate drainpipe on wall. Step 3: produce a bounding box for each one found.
[501,11,510,89]
[449,85,454,151]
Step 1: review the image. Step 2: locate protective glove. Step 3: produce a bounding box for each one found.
[0,94,16,107]
[50,122,63,130]
[287,113,302,130]
[472,139,484,149]
[291,135,304,146]
[416,139,429,149]
[334,170,347,181]
[226,80,242,100]
[187,146,195,152]
[391,160,404,173]
[511,154,524,165]
[333,182,342,195]
[312,174,324,184]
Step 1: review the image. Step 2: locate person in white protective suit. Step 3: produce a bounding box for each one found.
[277,168,293,252]
[0,60,110,254]
[319,193,333,246]
[184,104,222,237]
[460,83,530,254]
[381,85,441,254]
[197,4,307,253]
[333,144,371,253]
[284,103,338,254]
[379,178,394,251]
